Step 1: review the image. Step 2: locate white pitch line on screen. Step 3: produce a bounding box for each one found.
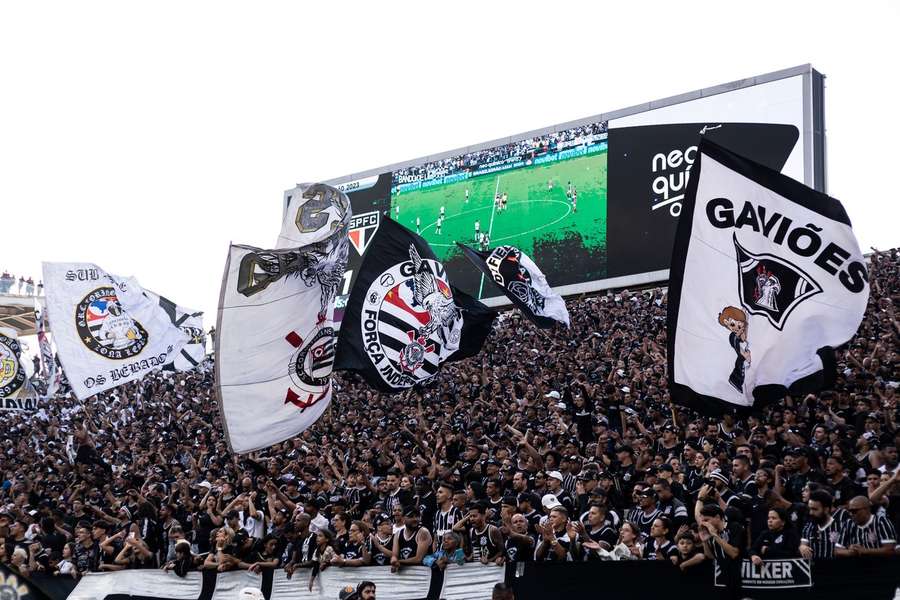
[477,175,501,299]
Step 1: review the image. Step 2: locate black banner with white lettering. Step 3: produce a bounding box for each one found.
[715,558,812,589]
[335,218,496,392]
[667,139,868,415]
[607,122,799,277]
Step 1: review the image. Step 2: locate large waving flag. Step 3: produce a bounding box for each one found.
[335,218,497,392]
[41,263,188,400]
[667,139,868,414]
[216,183,351,454]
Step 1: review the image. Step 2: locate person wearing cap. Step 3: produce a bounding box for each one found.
[782,447,824,503]
[627,484,663,537]
[337,584,359,600]
[390,506,431,571]
[368,514,395,567]
[545,470,574,513]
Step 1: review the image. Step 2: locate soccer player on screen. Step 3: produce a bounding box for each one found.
[436,215,443,235]
[474,219,480,242]
[465,188,469,203]
[416,216,421,234]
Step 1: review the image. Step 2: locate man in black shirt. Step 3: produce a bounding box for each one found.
[577,502,617,559]
[534,507,571,562]
[627,486,662,537]
[730,455,757,512]
[653,480,688,532]
[824,456,859,507]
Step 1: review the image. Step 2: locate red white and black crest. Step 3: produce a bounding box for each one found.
[360,244,461,389]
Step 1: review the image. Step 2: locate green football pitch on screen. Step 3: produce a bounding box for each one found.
[391,150,607,272]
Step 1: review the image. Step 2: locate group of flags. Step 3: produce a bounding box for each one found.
[9,138,870,455]
[0,263,208,412]
[214,184,571,452]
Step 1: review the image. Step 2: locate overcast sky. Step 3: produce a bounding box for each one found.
[2,1,898,320]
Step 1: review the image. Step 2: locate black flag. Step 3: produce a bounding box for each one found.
[335,218,496,392]
[667,139,868,415]
[457,243,570,328]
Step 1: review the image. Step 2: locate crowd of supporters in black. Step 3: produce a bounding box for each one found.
[0,248,896,588]
[392,122,607,186]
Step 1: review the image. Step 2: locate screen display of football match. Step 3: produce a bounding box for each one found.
[322,71,819,304]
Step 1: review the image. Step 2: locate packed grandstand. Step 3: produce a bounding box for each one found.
[0,248,896,594]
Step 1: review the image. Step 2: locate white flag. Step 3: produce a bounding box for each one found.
[0,326,39,411]
[42,263,189,400]
[144,290,206,372]
[217,183,351,454]
[667,139,868,413]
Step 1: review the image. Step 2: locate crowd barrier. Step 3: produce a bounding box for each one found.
[63,562,503,600]
[510,556,898,600]
[6,556,894,600]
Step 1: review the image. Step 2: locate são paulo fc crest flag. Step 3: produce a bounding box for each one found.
[457,243,570,328]
[335,218,497,393]
[217,183,351,454]
[42,263,189,401]
[667,139,868,414]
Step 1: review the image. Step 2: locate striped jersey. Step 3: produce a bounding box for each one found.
[836,514,896,550]
[800,517,841,559]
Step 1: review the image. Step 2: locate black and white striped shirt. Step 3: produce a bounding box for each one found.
[836,514,896,550]
[800,517,841,559]
[433,506,462,539]
[627,507,663,537]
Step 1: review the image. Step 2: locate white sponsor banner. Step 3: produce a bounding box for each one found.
[42,263,188,400]
[70,567,434,599]
[441,562,505,599]
[218,183,350,454]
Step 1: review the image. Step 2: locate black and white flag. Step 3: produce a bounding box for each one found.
[335,218,496,393]
[457,243,569,328]
[667,139,868,414]
[144,291,206,372]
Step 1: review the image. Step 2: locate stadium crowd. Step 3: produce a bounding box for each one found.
[393,122,607,185]
[0,248,897,592]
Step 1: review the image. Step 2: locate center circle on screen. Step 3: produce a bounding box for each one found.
[420,199,572,247]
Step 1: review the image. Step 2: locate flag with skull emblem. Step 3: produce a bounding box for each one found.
[667,139,868,414]
[216,183,351,453]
